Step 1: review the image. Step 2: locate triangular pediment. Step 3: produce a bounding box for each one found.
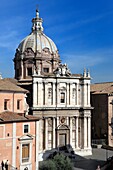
[58,124,69,130]
[18,134,33,141]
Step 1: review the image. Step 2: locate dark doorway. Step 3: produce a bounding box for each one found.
[59,133,66,146]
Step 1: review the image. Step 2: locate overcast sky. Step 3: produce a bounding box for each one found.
[0,0,113,83]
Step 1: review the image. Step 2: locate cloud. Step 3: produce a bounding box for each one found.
[46,10,113,35]
[0,31,19,50]
[61,47,113,73]
[0,16,26,50]
[62,54,102,72]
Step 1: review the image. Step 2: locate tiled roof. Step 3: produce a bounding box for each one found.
[91,82,113,94]
[0,79,27,93]
[0,111,40,122]
[0,112,26,121]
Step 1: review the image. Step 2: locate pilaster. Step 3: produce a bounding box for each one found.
[76,117,79,148]
[84,116,87,148]
[53,117,56,148]
[33,81,37,106]
[45,119,48,150]
[12,123,16,168]
[45,82,48,106]
[88,117,91,148]
[52,82,56,106]
[70,117,72,145]
[36,121,39,170]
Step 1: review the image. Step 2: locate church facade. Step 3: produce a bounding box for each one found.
[14,10,92,158]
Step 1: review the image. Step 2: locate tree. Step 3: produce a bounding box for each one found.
[39,153,73,170]
[53,153,73,170]
[39,159,57,170]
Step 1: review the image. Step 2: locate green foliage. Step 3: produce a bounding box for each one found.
[39,153,73,170]
[39,159,57,170]
[53,153,73,170]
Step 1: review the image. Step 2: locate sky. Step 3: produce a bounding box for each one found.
[0,0,113,83]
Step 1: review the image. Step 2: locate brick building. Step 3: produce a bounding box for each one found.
[91,82,113,146]
[0,78,40,170]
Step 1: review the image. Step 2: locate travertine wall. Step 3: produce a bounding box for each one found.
[32,74,92,156]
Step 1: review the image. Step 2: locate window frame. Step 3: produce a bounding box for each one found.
[60,92,65,104]
[43,67,49,73]
[22,143,30,163]
[20,140,32,165]
[17,99,21,110]
[4,99,9,110]
[23,123,30,134]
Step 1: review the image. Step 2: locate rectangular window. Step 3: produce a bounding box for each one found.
[60,93,65,103]
[43,68,49,73]
[17,100,21,110]
[27,67,32,76]
[4,99,8,110]
[22,144,29,163]
[24,125,29,133]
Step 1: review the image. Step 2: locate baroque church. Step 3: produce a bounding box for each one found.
[14,9,92,158]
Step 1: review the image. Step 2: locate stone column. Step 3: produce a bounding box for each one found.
[38,82,42,106]
[84,116,87,148]
[87,84,90,106]
[67,117,69,126]
[36,121,39,170]
[45,119,48,150]
[53,117,56,148]
[53,82,56,106]
[70,117,72,145]
[57,117,59,147]
[67,83,69,105]
[88,117,91,148]
[33,81,37,106]
[56,82,60,106]
[76,83,78,105]
[21,60,23,79]
[45,82,48,106]
[83,83,87,107]
[76,117,79,148]
[70,83,73,105]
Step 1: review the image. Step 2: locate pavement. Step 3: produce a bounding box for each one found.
[72,148,113,170]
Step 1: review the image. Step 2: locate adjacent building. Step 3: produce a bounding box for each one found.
[14,9,92,157]
[91,82,113,147]
[0,78,40,170]
[0,78,28,114]
[0,112,40,170]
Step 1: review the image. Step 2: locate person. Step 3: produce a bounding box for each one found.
[1,161,4,170]
[96,165,100,170]
[5,160,8,170]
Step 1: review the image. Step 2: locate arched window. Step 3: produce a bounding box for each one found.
[60,92,65,103]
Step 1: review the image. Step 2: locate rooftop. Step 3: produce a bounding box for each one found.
[0,78,28,93]
[91,82,113,95]
[0,111,40,122]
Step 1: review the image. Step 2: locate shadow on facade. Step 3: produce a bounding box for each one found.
[42,144,107,170]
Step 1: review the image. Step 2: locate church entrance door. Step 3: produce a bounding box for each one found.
[59,133,66,146]
[57,125,69,148]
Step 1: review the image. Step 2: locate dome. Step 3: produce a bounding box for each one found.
[18,10,58,54]
[18,32,58,54]
[14,10,60,80]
